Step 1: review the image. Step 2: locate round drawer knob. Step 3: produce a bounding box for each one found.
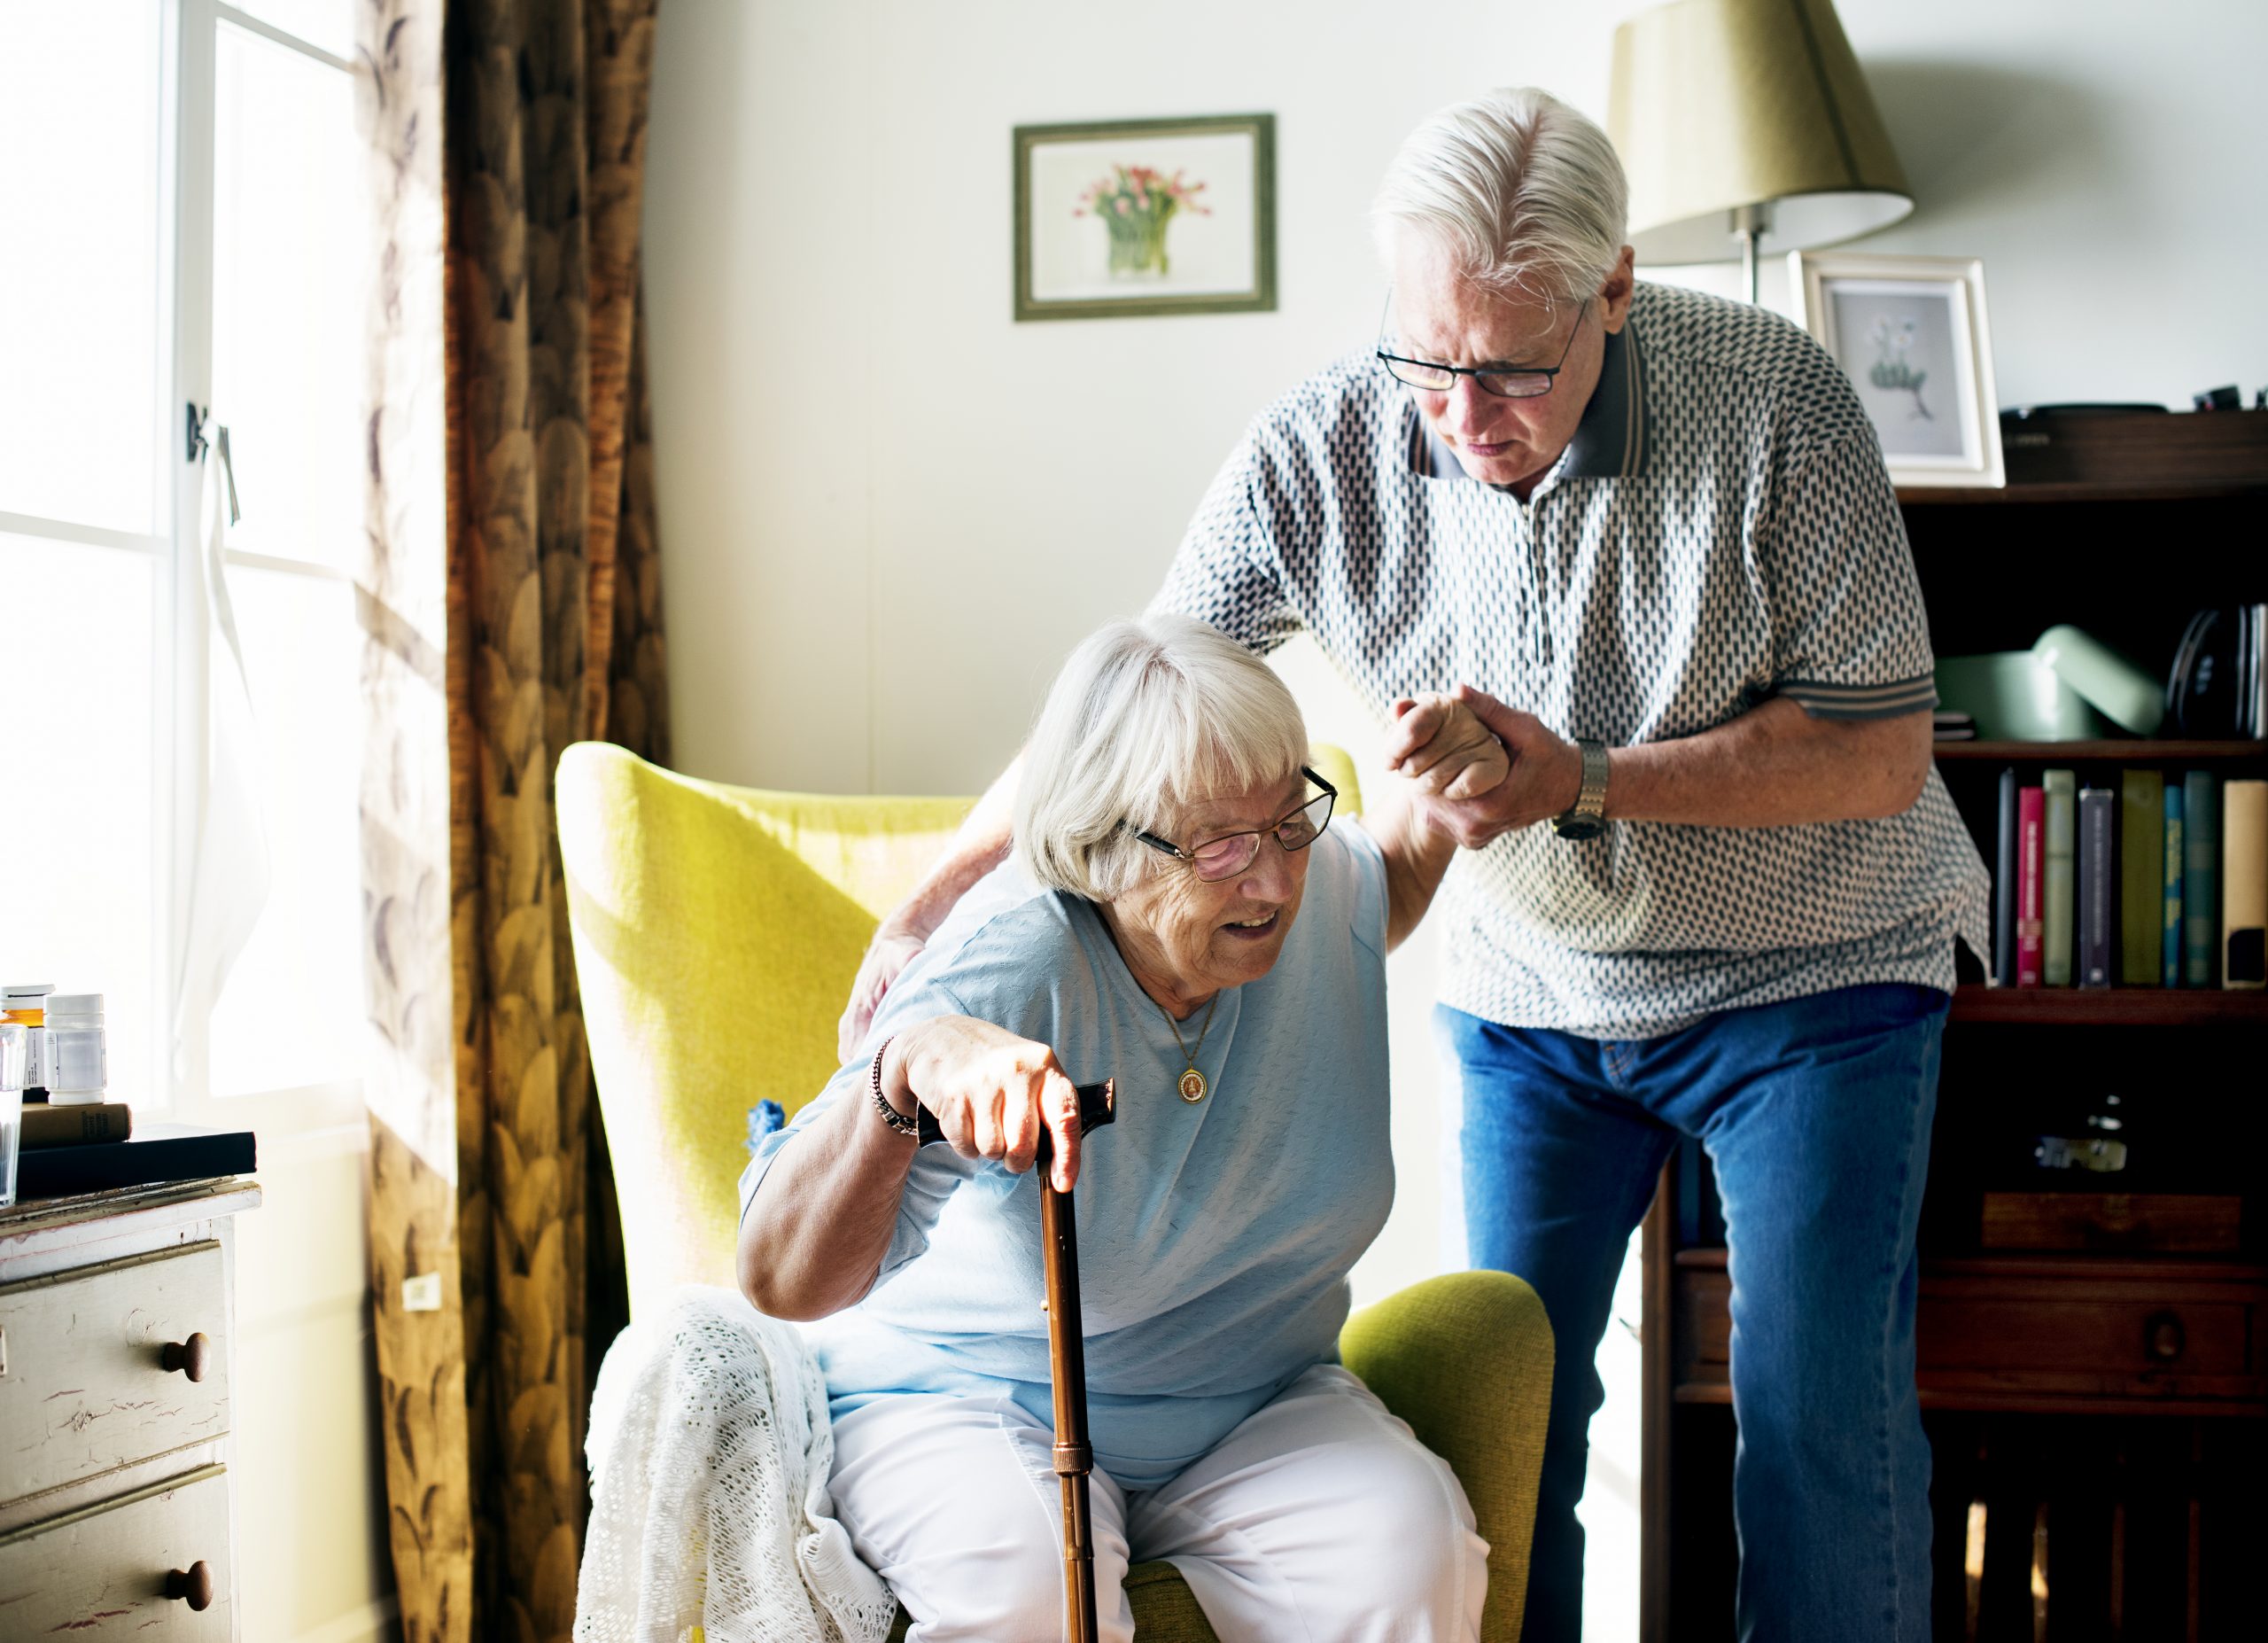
[2144,1312,2185,1362]
[161,1332,211,1382]
[166,1560,214,1610]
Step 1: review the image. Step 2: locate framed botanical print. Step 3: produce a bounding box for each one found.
[1790,252,2005,488]
[1014,113,1276,322]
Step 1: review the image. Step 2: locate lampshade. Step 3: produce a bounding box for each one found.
[1607,0,1912,267]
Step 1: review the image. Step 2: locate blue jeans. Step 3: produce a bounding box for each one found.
[1443,983,1946,1643]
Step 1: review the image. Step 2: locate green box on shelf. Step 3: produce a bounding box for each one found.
[1935,651,2112,741]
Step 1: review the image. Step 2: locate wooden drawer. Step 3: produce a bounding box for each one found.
[1673,1254,2267,1411]
[0,1465,231,1638]
[0,1242,231,1505]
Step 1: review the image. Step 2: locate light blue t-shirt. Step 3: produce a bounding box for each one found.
[738,825,1394,1489]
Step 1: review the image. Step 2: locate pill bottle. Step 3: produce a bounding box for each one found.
[4,985,54,1102]
[0,1021,23,1205]
[44,993,108,1107]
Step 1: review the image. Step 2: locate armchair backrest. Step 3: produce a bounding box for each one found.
[556,742,974,1316]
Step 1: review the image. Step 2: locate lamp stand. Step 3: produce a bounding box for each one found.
[1728,202,1771,306]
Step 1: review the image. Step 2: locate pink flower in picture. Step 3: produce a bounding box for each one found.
[1080,160,1208,277]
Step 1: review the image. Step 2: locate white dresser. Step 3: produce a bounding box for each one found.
[0,1180,260,1639]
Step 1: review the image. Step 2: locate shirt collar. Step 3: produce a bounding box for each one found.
[1409,317,1649,487]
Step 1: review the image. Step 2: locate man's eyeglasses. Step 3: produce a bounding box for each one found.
[1130,768,1337,883]
[1375,294,1591,400]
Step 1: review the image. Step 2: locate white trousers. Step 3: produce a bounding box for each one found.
[827,1364,1487,1643]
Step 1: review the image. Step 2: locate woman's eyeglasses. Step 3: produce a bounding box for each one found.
[1130,768,1338,883]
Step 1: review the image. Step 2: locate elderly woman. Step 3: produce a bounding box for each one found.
[738,613,1507,1642]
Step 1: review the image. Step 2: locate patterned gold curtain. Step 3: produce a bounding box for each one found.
[357,3,665,1639]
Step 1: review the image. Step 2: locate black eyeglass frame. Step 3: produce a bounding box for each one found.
[1374,293,1592,400]
[1130,767,1338,881]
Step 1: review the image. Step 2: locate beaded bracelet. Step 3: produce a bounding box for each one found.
[870,1035,918,1138]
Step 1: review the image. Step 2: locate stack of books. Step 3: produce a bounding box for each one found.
[1992,772,2267,989]
[14,1102,256,1199]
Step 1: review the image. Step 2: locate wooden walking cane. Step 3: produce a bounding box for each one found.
[1038,1079,1115,1643]
[920,1078,1116,1643]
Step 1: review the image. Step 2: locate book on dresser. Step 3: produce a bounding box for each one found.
[2163,781,2185,986]
[2186,769,2222,985]
[2077,785,2116,987]
[2118,769,2164,984]
[2228,778,2267,989]
[2042,769,2076,985]
[2016,783,2045,986]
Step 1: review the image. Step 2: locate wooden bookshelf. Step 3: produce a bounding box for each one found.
[1933,738,2268,765]
[1643,469,2268,1642]
[1947,985,2268,1026]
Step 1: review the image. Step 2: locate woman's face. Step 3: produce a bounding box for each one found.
[1102,769,1315,1016]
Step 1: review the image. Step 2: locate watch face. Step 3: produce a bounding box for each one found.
[1551,814,1604,841]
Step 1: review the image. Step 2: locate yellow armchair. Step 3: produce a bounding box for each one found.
[557,742,1551,1640]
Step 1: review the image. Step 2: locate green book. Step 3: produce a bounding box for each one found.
[2184,770,2220,986]
[2119,769,2165,985]
[2042,769,2076,985]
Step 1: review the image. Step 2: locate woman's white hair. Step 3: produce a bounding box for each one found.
[1014,614,1309,902]
[1371,86,1629,306]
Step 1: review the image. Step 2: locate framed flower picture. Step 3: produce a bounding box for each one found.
[1013,113,1276,322]
[1790,252,2005,489]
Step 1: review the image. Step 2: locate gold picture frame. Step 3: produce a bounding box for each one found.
[1790,251,2005,489]
[1014,114,1276,322]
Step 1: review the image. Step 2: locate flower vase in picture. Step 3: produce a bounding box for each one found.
[1076,165,1208,278]
[1868,314,1932,420]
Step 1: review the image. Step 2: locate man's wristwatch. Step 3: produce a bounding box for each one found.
[1550,739,1611,841]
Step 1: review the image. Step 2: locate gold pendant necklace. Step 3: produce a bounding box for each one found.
[1160,993,1221,1103]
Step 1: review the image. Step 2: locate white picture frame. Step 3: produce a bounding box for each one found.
[1789,252,2005,489]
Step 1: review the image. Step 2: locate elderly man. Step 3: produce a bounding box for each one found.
[843,88,1987,1642]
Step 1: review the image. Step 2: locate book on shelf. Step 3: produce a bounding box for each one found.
[2042,769,2076,985]
[1992,767,2018,986]
[2184,769,2221,986]
[2077,786,2116,987]
[12,1125,256,1199]
[2162,782,2185,988]
[2226,778,2267,990]
[18,1101,133,1149]
[2117,770,2164,985]
[2016,785,2045,987]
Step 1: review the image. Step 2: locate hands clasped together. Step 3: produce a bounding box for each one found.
[1382,684,1583,849]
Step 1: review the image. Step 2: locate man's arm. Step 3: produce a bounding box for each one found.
[1393,687,1931,850]
[837,755,1021,1058]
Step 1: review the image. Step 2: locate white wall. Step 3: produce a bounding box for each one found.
[643,3,2266,1633]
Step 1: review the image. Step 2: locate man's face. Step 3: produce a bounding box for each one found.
[1387,233,1634,490]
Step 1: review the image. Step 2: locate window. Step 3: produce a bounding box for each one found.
[0,0,369,1128]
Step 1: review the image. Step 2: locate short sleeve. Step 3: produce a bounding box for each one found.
[1755,430,1938,720]
[1332,821,1391,962]
[1150,431,1303,657]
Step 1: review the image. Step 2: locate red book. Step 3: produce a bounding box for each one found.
[2017,785,2047,986]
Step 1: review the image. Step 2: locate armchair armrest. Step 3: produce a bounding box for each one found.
[1340,1271,1554,1642]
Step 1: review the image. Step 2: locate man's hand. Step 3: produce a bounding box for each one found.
[1399,684,1586,851]
[889,1016,1084,1193]
[839,922,927,1061]
[1384,691,1512,801]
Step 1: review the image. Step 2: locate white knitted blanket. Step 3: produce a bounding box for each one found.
[574,1286,897,1643]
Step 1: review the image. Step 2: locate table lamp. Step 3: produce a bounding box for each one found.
[1607,0,1912,303]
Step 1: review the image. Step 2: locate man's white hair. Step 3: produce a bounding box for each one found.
[1371,86,1629,306]
[1015,614,1309,902]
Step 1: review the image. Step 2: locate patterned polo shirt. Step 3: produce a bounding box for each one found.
[1153,280,1991,1040]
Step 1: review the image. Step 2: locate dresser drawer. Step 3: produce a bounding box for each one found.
[0,1242,230,1505]
[0,1465,231,1638]
[1673,1255,2267,1409]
